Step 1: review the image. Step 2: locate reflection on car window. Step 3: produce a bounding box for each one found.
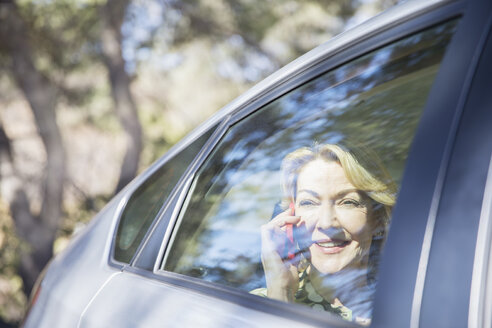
[113,127,216,263]
[252,143,395,325]
[162,20,458,325]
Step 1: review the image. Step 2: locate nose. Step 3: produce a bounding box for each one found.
[316,203,339,229]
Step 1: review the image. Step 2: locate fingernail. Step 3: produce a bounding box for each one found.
[289,202,295,215]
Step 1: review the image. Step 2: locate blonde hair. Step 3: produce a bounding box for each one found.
[281,143,397,230]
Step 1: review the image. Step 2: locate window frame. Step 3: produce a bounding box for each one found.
[108,114,223,268]
[121,0,473,326]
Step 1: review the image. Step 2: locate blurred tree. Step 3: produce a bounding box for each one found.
[0,1,65,295]
[101,0,143,193]
[0,0,399,325]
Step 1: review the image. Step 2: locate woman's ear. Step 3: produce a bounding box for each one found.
[370,204,386,240]
[372,224,385,241]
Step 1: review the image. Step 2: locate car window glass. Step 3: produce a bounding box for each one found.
[162,21,458,325]
[113,127,216,263]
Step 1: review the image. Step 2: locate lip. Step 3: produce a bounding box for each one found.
[312,239,350,254]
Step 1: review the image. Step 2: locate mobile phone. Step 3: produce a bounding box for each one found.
[285,202,296,260]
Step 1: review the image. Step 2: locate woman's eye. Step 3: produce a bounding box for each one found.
[299,200,316,206]
[340,199,361,207]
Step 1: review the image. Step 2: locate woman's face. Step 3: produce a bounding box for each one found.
[295,159,374,274]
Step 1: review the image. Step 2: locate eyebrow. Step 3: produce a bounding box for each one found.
[297,188,361,199]
[335,189,361,198]
[297,189,320,198]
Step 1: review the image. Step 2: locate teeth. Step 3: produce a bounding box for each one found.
[317,241,347,247]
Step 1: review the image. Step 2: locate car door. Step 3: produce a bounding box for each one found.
[467,26,492,328]
[372,0,492,327]
[414,5,492,327]
[467,29,492,327]
[79,1,480,327]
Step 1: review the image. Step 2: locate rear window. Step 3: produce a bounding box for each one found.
[113,127,215,263]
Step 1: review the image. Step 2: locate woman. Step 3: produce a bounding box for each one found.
[255,143,396,325]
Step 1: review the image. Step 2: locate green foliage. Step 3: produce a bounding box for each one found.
[0,199,26,324]
[18,0,101,71]
[226,0,281,42]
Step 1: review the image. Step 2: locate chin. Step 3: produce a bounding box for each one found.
[312,259,352,274]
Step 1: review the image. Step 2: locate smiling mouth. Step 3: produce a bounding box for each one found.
[315,240,350,248]
[312,239,351,254]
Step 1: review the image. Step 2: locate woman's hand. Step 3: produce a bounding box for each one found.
[260,207,301,302]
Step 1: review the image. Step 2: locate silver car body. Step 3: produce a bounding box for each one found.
[22,0,492,326]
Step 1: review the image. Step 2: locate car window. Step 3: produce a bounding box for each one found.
[113,127,216,263]
[161,21,458,325]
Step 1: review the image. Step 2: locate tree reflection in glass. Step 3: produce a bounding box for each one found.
[162,20,458,324]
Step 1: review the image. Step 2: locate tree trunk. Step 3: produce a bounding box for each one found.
[100,0,143,194]
[0,1,65,295]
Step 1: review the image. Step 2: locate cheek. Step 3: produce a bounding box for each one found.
[296,208,318,230]
[337,209,371,235]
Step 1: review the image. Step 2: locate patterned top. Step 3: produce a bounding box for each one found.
[250,269,371,325]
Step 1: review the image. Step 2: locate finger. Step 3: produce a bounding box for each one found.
[293,222,312,259]
[268,215,301,229]
[261,224,290,262]
[261,222,289,244]
[270,207,297,221]
[260,224,280,251]
[285,204,295,216]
